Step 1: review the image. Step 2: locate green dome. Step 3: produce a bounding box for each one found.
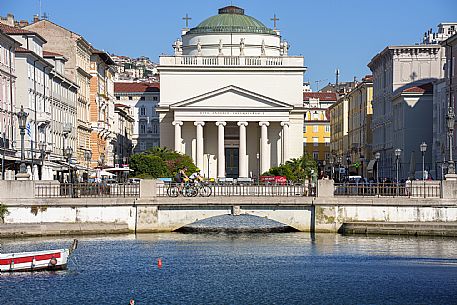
[188,6,276,35]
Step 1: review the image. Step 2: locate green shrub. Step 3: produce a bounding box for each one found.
[263,154,317,183]
[0,203,9,223]
[130,154,169,178]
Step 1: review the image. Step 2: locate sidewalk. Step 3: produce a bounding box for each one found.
[340,221,457,237]
[0,222,130,238]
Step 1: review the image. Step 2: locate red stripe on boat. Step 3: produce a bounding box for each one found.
[0,252,61,265]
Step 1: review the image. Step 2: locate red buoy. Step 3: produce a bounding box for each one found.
[157,258,162,268]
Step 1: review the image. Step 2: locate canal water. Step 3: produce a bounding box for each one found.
[1,233,457,305]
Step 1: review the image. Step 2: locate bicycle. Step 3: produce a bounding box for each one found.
[195,180,212,197]
[167,181,198,197]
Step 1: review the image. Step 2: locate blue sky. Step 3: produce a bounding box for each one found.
[2,0,456,90]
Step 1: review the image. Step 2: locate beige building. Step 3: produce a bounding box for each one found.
[368,23,456,180]
[25,19,93,165]
[89,50,115,168]
[329,96,349,162]
[441,32,457,178]
[113,103,134,166]
[114,82,160,153]
[347,76,373,177]
[0,27,19,179]
[368,45,445,179]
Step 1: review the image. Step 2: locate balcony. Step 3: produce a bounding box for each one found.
[159,55,304,68]
[37,111,51,125]
[91,120,110,133]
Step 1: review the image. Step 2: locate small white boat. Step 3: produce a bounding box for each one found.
[0,239,78,272]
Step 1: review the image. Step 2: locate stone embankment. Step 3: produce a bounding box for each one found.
[0,222,129,238]
[0,179,457,238]
[340,222,457,237]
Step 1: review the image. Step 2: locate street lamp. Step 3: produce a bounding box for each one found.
[84,150,92,182]
[420,142,427,180]
[39,141,47,180]
[337,156,343,182]
[206,154,210,179]
[394,148,402,184]
[447,107,455,175]
[16,106,30,179]
[346,153,351,178]
[65,146,73,183]
[256,153,260,184]
[329,155,334,180]
[322,160,326,178]
[374,152,381,184]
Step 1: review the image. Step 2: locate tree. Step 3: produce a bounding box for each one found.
[130,147,197,178]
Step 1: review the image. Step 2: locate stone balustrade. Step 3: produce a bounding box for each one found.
[159,55,304,67]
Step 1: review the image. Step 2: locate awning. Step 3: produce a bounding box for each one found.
[367,159,377,172]
[104,167,133,172]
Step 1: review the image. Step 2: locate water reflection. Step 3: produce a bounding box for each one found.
[1,233,457,304]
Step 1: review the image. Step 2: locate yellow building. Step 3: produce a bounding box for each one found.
[303,92,337,161]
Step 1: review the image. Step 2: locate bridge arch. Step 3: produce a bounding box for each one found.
[135,205,313,232]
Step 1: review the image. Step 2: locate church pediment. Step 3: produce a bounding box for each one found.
[170,85,292,110]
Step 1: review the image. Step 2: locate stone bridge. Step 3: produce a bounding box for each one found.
[2,180,457,234]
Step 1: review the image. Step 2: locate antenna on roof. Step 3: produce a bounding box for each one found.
[42,12,49,20]
[39,0,42,21]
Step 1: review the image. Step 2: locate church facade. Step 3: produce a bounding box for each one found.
[158,6,306,179]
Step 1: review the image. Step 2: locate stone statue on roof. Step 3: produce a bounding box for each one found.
[218,39,224,56]
[197,39,202,55]
[173,38,182,56]
[240,38,245,56]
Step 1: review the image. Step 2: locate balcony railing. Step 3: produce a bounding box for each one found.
[159,56,304,67]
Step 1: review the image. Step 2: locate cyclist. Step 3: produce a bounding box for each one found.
[175,166,189,192]
[189,168,203,184]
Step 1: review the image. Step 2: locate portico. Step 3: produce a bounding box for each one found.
[158,6,306,179]
[169,86,293,178]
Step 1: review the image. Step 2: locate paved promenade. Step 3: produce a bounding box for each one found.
[0,222,129,238]
[340,222,457,237]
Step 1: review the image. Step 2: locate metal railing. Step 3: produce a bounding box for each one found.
[35,183,140,198]
[334,182,442,198]
[157,182,314,197]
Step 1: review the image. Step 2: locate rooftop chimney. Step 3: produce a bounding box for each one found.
[6,13,14,26]
[33,14,39,23]
[19,20,29,27]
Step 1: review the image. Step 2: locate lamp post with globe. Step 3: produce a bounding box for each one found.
[420,142,427,181]
[446,107,455,178]
[395,148,401,195]
[16,106,30,180]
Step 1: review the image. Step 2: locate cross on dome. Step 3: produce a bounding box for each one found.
[270,14,279,30]
[182,13,192,28]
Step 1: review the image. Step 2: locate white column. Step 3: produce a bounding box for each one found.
[194,121,205,170]
[259,121,270,174]
[237,121,248,178]
[216,121,226,178]
[281,121,290,163]
[172,121,183,153]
